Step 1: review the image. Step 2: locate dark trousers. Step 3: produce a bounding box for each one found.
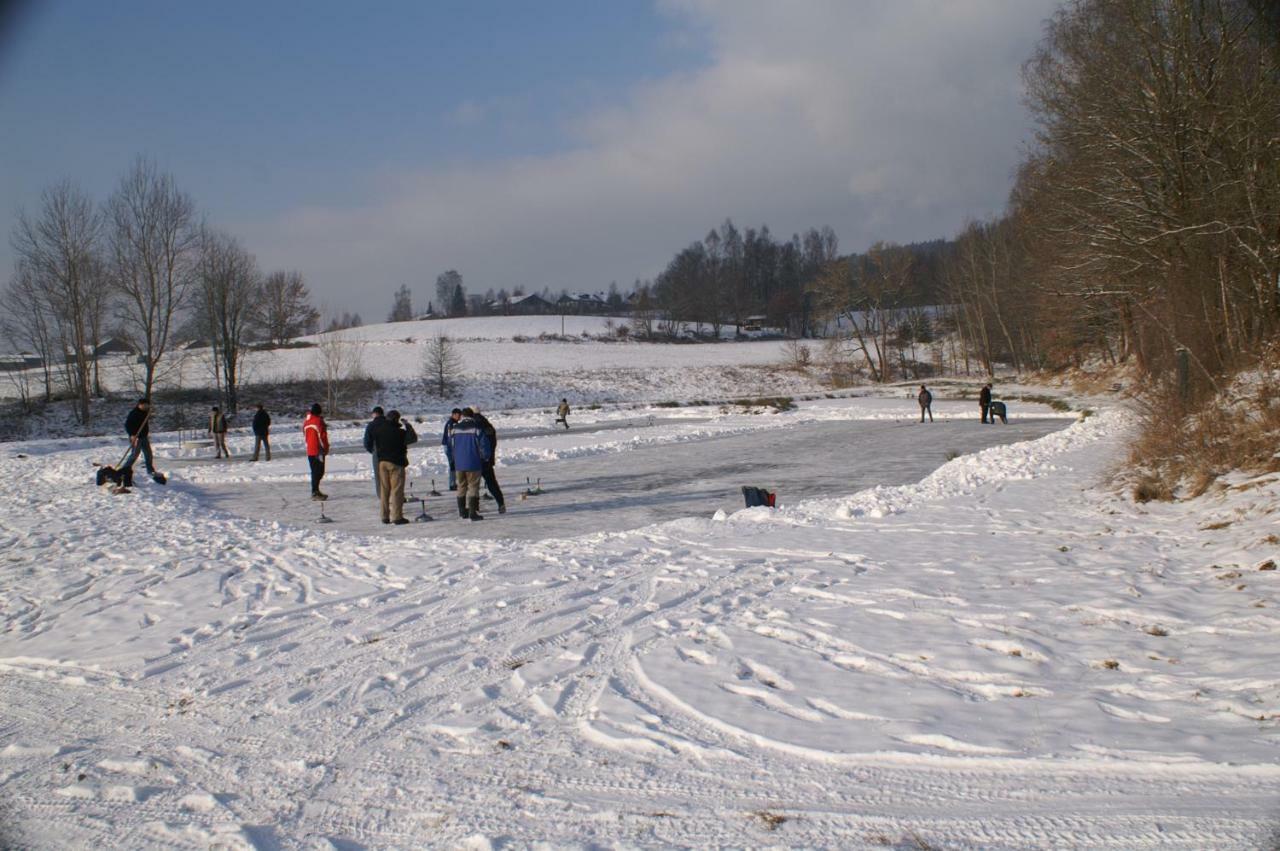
[446,450,456,490]
[371,454,381,497]
[308,454,326,494]
[252,433,271,460]
[122,437,155,475]
[482,461,504,506]
[920,403,933,423]
[980,403,990,424]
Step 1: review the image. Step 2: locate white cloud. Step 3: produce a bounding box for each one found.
[249,0,1058,311]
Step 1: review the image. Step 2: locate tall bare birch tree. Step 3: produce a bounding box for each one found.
[106,158,199,399]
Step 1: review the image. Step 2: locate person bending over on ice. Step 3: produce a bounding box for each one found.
[303,403,330,500]
[122,398,156,477]
[209,406,230,458]
[918,384,933,423]
[449,409,492,521]
[363,406,385,498]
[441,408,462,491]
[371,409,417,525]
[251,403,271,461]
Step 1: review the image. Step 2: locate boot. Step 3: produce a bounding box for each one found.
[457,497,468,518]
[468,497,483,521]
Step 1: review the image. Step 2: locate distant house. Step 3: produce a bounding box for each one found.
[0,352,44,372]
[556,292,608,314]
[490,293,552,315]
[94,338,136,356]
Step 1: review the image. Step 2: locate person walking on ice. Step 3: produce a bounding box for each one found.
[449,408,491,521]
[303,403,330,501]
[555,398,571,430]
[370,409,417,524]
[209,406,230,458]
[251,403,271,461]
[918,384,933,423]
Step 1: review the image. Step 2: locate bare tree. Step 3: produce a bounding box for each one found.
[422,333,461,397]
[196,229,260,414]
[11,182,106,422]
[436,270,462,315]
[388,284,413,322]
[259,270,319,346]
[106,157,200,400]
[314,330,365,416]
[1,262,57,404]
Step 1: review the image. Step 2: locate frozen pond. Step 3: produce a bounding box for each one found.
[187,413,1070,540]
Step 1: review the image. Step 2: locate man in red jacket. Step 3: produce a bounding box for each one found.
[303,403,330,500]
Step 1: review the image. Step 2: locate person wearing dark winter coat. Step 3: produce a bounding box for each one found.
[363,407,385,497]
[371,409,418,524]
[303,403,330,500]
[441,408,461,490]
[209,406,230,458]
[918,385,933,423]
[979,383,992,424]
[471,408,506,514]
[251,404,272,461]
[449,409,492,521]
[122,398,156,476]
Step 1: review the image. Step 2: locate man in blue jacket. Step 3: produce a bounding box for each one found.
[449,408,491,521]
[441,408,461,491]
[363,406,385,497]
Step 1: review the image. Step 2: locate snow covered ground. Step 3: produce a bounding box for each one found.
[1,391,1278,848]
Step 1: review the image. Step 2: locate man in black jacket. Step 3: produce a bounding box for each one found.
[470,407,506,514]
[122,398,156,476]
[363,406,386,497]
[251,403,272,461]
[979,383,992,424]
[371,409,417,524]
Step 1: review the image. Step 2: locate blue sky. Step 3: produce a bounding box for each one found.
[0,0,1058,317]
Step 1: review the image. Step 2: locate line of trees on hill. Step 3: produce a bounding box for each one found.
[2,158,323,420]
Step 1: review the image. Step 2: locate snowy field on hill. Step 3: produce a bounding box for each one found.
[1,387,1278,849]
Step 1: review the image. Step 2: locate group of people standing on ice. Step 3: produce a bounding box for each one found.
[439,406,505,521]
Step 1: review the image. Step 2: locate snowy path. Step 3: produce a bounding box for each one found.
[1,398,1278,848]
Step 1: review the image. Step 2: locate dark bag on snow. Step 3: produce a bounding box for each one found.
[96,465,133,488]
[741,486,776,508]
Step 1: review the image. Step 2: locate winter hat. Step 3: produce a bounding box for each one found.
[387,410,401,422]
[461,407,474,416]
[372,406,384,415]
[451,408,462,415]
[310,403,322,415]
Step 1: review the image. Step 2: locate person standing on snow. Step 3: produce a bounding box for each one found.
[363,406,385,498]
[449,408,491,521]
[251,403,272,461]
[209,406,230,458]
[371,409,417,525]
[555,398,571,430]
[303,403,330,501]
[470,406,506,514]
[122,398,156,477]
[441,408,462,491]
[979,383,992,424]
[918,385,933,423]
